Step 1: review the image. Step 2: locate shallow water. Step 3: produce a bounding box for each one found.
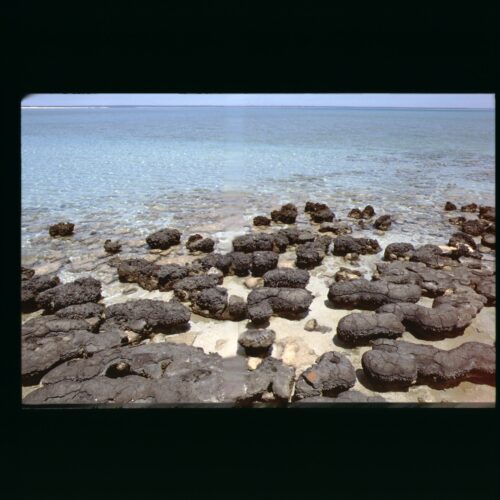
[21,107,495,277]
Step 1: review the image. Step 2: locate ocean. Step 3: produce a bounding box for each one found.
[21,106,495,278]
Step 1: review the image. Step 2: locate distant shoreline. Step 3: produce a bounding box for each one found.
[21,105,494,111]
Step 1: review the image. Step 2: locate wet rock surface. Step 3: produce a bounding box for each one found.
[294,352,356,399]
[146,228,181,250]
[186,234,215,253]
[328,279,421,310]
[104,239,122,254]
[291,391,386,404]
[362,339,495,389]
[49,222,74,237]
[253,215,271,226]
[383,242,415,261]
[444,201,457,211]
[271,203,298,224]
[332,236,381,256]
[374,214,392,231]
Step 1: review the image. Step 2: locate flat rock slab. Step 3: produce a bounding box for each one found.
[293,351,356,400]
[23,342,295,405]
[362,339,496,390]
[328,279,421,310]
[291,391,386,405]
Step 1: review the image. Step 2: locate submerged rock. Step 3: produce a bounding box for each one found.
[49,222,74,237]
[294,352,356,399]
[479,205,495,222]
[373,214,391,231]
[461,203,478,213]
[461,219,489,237]
[104,239,122,254]
[253,215,271,226]
[319,221,352,235]
[146,228,181,250]
[362,339,495,389]
[444,201,457,211]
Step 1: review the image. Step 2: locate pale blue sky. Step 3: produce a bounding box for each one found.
[22,93,495,109]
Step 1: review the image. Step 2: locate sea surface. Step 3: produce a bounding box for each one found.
[21,106,495,281]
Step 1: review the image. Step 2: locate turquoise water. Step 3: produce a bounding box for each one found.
[21,107,495,268]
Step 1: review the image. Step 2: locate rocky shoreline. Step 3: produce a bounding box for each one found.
[21,200,496,405]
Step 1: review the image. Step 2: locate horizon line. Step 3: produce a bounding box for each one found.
[21,105,495,110]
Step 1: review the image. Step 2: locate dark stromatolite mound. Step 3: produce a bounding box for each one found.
[118,259,190,291]
[479,205,495,222]
[253,215,271,226]
[481,233,495,249]
[263,268,310,288]
[410,244,455,268]
[245,357,295,402]
[383,242,415,261]
[172,275,223,301]
[193,253,233,275]
[362,339,495,389]
[36,277,102,313]
[102,299,191,335]
[432,286,487,315]
[293,352,356,400]
[461,219,489,237]
[49,222,74,237]
[476,277,496,306]
[190,287,247,321]
[449,216,466,226]
[347,208,362,219]
[332,235,381,256]
[104,239,122,254]
[22,267,35,280]
[232,233,276,253]
[21,274,61,312]
[186,234,215,253]
[291,391,386,405]
[461,203,478,213]
[251,251,279,277]
[145,228,181,250]
[24,344,295,405]
[306,203,335,223]
[328,279,421,310]
[238,328,276,356]
[376,286,485,338]
[226,252,253,276]
[361,205,375,218]
[55,302,105,325]
[334,267,364,282]
[336,312,405,346]
[374,214,391,231]
[449,232,477,250]
[247,287,313,323]
[270,203,298,224]
[319,221,352,235]
[296,241,326,269]
[444,201,457,211]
